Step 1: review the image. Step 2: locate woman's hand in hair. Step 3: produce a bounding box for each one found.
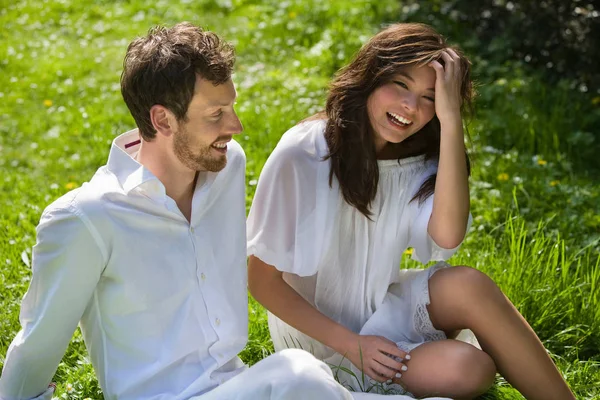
[342,334,410,383]
[429,48,464,129]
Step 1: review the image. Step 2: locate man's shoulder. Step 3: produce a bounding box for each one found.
[41,167,120,224]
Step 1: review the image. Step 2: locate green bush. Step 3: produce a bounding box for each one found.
[397,0,600,92]
[395,0,600,172]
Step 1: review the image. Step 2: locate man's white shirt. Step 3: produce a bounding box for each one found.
[0,129,248,400]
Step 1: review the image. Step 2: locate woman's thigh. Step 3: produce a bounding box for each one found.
[397,339,496,399]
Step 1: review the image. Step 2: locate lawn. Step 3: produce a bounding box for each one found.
[0,0,598,399]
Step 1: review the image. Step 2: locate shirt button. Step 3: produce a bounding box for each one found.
[215,318,221,326]
[201,273,206,281]
[190,226,195,233]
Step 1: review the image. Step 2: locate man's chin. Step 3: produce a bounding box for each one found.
[199,157,227,173]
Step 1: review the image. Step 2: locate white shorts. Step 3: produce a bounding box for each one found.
[327,263,478,396]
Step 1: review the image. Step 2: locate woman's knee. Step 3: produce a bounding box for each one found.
[435,266,497,292]
[429,266,503,327]
[405,341,496,399]
[450,345,496,398]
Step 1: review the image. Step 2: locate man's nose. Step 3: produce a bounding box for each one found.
[227,112,243,135]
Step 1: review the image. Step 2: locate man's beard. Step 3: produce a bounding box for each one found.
[173,126,227,172]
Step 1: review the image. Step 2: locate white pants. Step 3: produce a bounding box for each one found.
[197,349,451,400]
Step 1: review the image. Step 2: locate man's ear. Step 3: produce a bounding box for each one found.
[149,105,178,137]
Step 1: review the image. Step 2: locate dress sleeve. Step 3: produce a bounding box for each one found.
[247,135,321,277]
[407,163,472,265]
[0,199,105,400]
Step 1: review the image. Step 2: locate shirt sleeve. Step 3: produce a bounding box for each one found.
[407,163,472,265]
[0,199,105,400]
[247,138,320,277]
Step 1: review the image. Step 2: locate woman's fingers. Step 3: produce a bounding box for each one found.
[375,351,407,373]
[378,337,409,360]
[446,48,463,80]
[366,366,387,383]
[446,48,460,61]
[429,59,445,83]
[367,368,389,383]
[434,49,463,83]
[439,50,454,78]
[374,337,409,373]
[352,335,412,383]
[392,374,404,385]
[369,361,397,382]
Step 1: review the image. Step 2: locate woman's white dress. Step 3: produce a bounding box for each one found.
[247,119,477,395]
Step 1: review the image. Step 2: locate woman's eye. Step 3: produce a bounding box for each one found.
[394,81,408,89]
[424,96,435,102]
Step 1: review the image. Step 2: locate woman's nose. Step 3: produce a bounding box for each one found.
[401,94,417,113]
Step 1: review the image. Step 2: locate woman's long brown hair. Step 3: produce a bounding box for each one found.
[323,23,474,217]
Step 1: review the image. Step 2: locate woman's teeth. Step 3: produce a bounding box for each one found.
[387,112,412,126]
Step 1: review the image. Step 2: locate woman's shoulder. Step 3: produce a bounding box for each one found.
[271,118,328,165]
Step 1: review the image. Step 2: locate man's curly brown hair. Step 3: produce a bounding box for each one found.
[121,22,235,141]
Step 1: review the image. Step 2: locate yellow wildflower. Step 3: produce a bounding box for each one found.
[592,96,600,106]
[65,182,78,190]
[550,180,560,187]
[537,159,547,166]
[43,99,53,107]
[497,173,509,181]
[288,11,297,18]
[404,248,413,255]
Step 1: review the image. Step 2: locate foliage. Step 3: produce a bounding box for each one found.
[396,0,600,93]
[0,0,598,399]
[473,73,600,169]
[397,0,600,172]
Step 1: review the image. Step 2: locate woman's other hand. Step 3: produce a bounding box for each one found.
[429,49,464,128]
[341,334,410,383]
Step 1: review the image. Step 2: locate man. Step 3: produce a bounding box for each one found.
[0,23,352,400]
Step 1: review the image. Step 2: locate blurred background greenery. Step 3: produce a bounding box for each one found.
[0,0,598,398]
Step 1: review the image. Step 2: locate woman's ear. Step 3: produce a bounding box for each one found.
[149,105,178,138]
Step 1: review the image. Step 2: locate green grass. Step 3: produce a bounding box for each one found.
[1,0,599,399]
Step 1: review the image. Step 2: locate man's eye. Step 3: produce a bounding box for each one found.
[213,110,223,118]
[424,96,435,102]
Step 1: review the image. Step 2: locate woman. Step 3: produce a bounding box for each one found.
[247,23,575,399]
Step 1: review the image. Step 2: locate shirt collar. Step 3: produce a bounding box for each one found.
[107,129,165,199]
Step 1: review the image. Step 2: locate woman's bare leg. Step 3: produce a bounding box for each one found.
[426,266,575,400]
[394,339,496,399]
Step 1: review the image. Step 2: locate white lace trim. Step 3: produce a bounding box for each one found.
[414,262,449,342]
[392,263,450,398]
